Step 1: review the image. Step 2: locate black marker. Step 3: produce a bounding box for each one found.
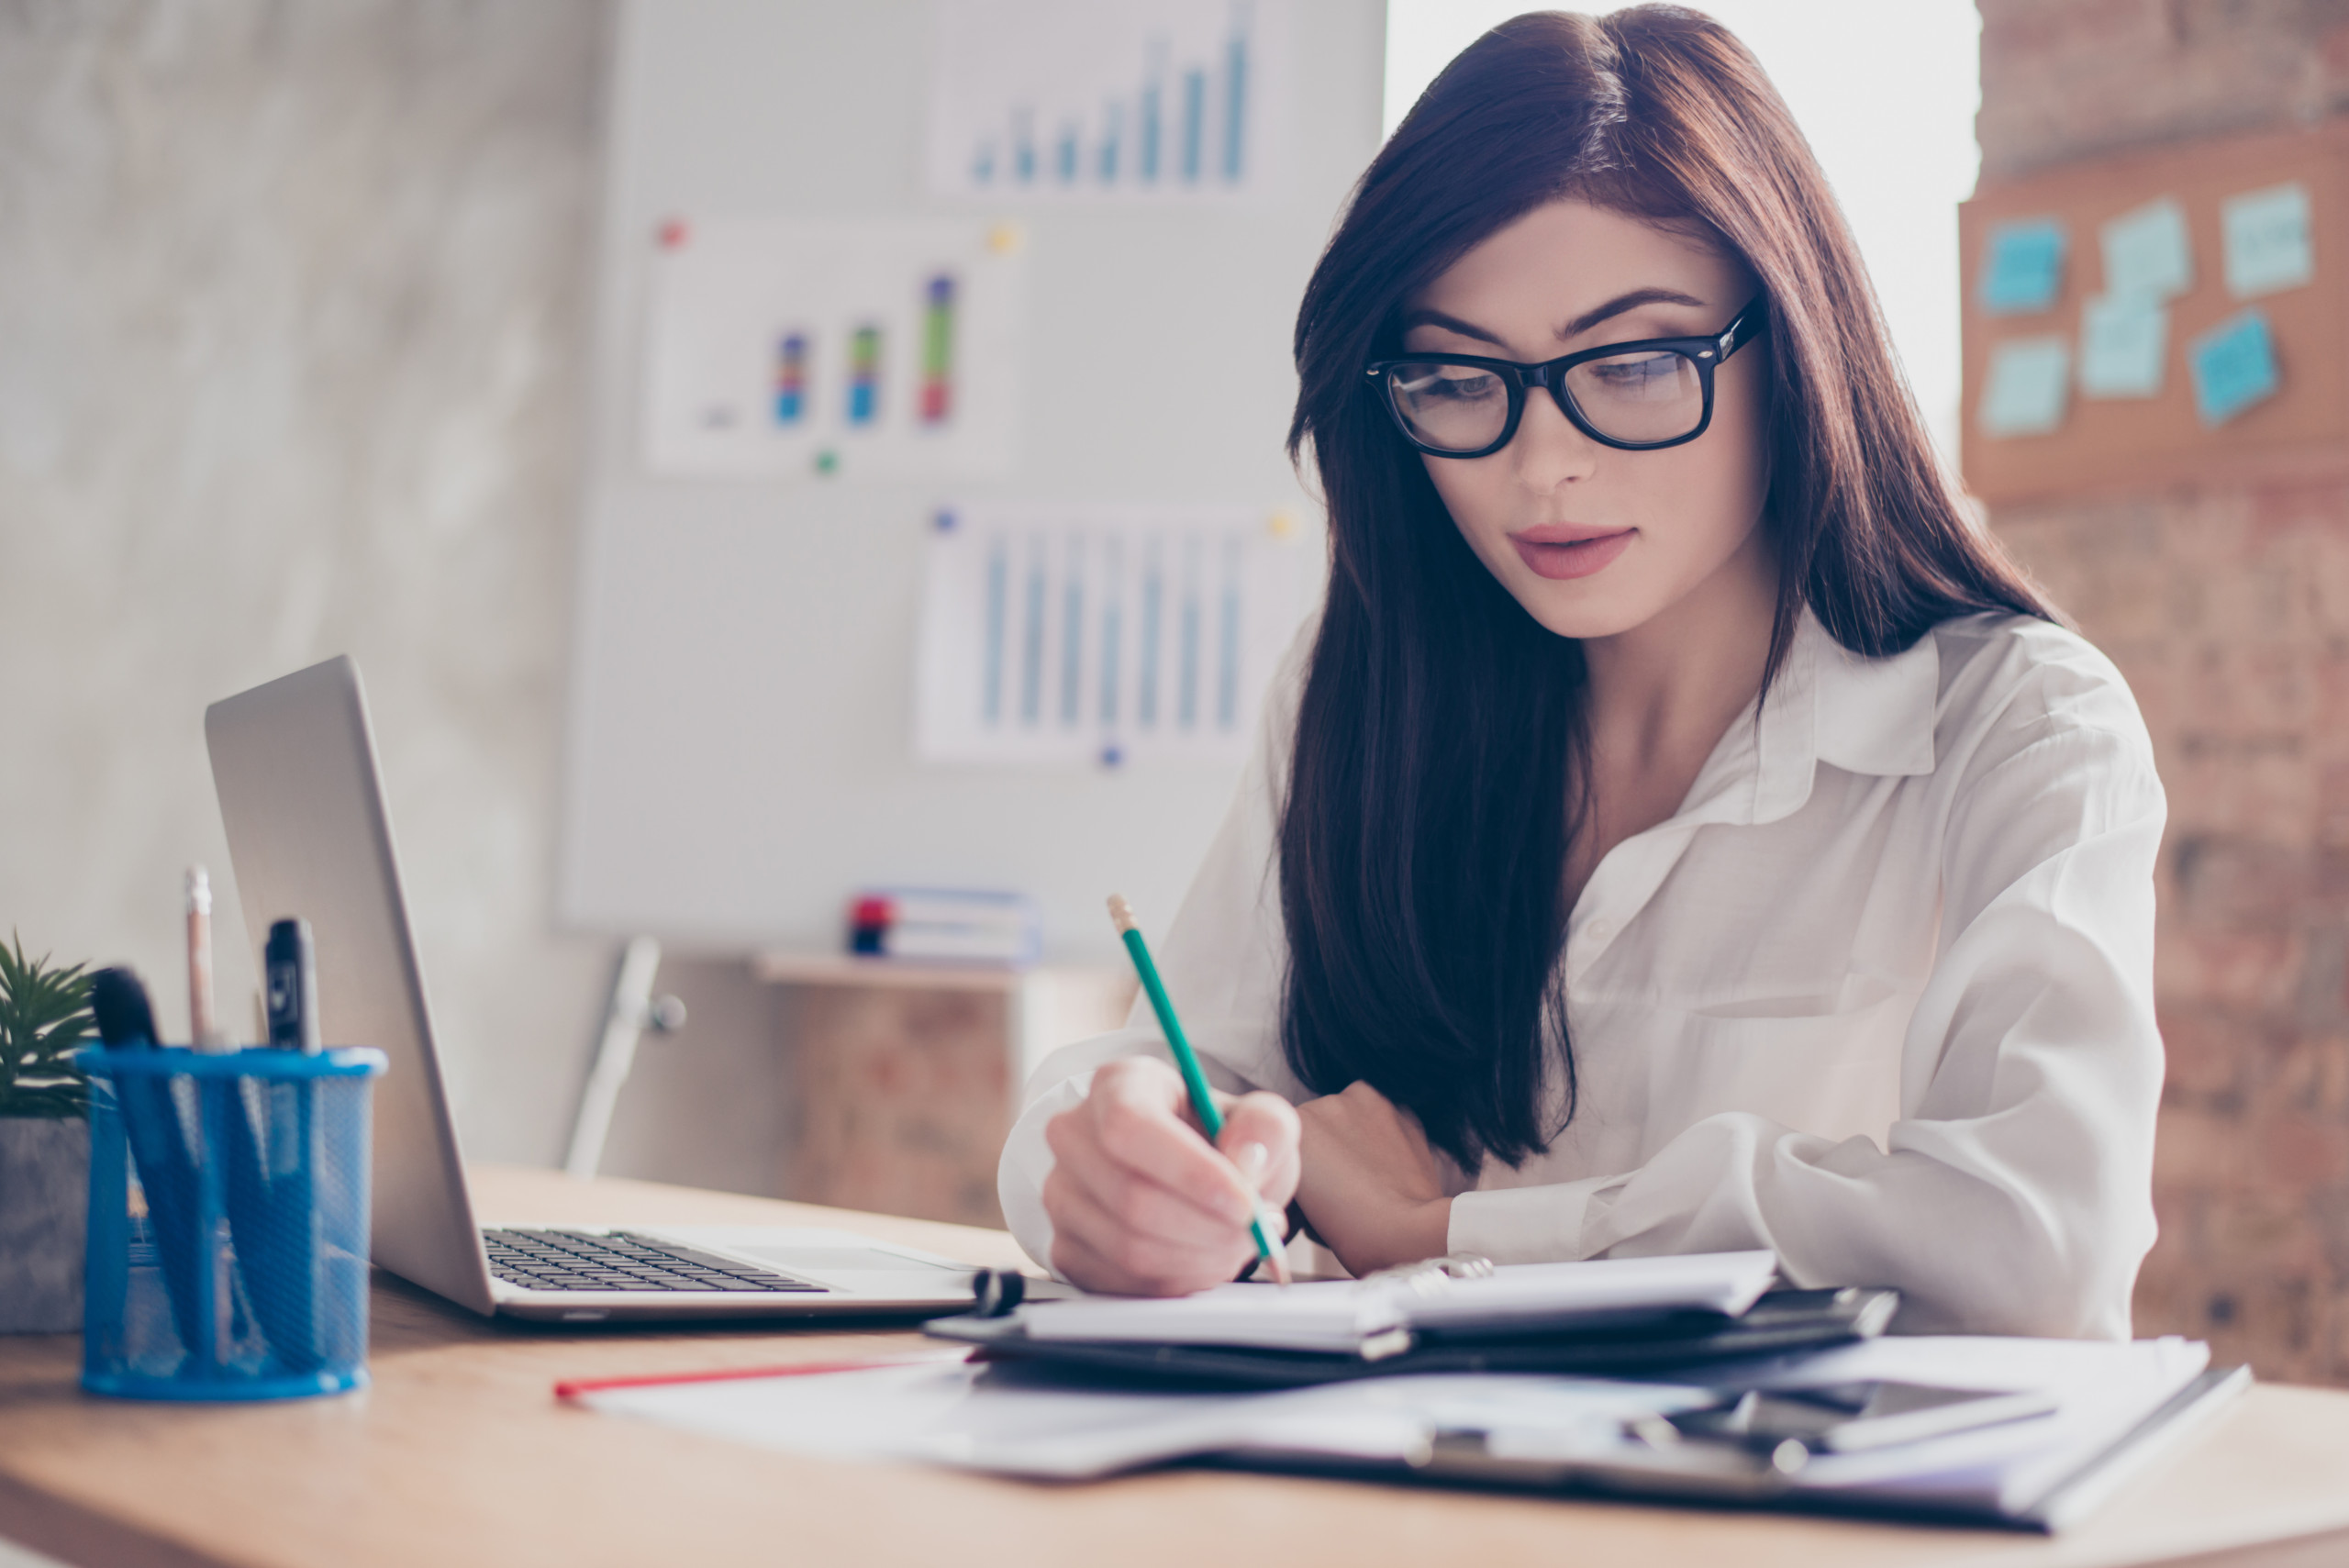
[89,966,161,1050]
[264,917,319,1053]
[87,965,204,1351]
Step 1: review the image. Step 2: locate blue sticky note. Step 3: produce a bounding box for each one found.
[1979,219,2066,315]
[2078,294,2167,399]
[2188,309,2279,426]
[1977,336,2071,438]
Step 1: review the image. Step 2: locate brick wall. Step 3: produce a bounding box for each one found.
[1978,0,2349,1382]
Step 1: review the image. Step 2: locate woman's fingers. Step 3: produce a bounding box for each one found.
[1044,1162,1251,1293]
[1050,1222,1248,1299]
[1217,1091,1303,1207]
[1046,1119,1245,1251]
[1040,1057,1300,1296]
[1079,1060,1264,1227]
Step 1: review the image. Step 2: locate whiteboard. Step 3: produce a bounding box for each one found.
[560,0,1385,962]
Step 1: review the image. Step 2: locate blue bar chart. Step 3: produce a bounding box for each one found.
[928,0,1289,204]
[916,503,1314,766]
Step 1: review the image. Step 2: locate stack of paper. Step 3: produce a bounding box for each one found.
[568,1333,2230,1529]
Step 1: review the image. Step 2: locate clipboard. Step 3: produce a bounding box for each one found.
[1353,1363,2254,1533]
[927,1285,1901,1388]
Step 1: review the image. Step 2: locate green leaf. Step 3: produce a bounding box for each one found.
[0,930,93,1119]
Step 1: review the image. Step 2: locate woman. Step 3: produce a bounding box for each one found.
[998,6,2164,1338]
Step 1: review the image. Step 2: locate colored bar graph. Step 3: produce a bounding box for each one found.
[1100,536,1124,727]
[983,541,1008,726]
[846,324,882,426]
[774,332,809,425]
[1222,20,1248,183]
[1180,66,1205,183]
[1140,66,1162,183]
[1060,536,1085,727]
[1098,100,1122,183]
[1138,545,1163,728]
[941,3,1262,202]
[1177,537,1201,727]
[1020,541,1047,724]
[920,274,956,426]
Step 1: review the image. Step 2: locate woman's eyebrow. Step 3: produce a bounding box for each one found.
[1557,286,1709,340]
[1399,287,1712,351]
[1397,307,1508,347]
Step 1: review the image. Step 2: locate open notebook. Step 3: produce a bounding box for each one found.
[1003,1251,1781,1356]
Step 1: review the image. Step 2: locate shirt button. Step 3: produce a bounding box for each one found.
[1587,919,1615,941]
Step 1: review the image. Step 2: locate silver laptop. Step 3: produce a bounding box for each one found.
[205,655,988,1323]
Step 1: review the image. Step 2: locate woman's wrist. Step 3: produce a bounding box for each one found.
[1339,1197,1454,1275]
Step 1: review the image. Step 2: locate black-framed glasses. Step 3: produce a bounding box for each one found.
[1364,297,1766,458]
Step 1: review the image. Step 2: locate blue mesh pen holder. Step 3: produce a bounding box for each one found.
[75,1046,387,1401]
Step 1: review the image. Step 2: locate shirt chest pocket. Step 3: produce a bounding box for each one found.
[1646,974,1915,1152]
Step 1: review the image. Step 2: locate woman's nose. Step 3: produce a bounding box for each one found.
[1508,386,1602,494]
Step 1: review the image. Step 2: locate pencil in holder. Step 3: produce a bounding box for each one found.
[75,1046,387,1401]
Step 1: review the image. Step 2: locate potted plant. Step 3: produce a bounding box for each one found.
[0,934,94,1332]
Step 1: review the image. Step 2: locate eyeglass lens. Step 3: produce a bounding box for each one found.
[1385,348,1706,451]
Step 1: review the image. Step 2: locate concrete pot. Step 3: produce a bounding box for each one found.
[0,1117,89,1332]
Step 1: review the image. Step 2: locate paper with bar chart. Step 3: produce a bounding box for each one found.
[640,217,1024,480]
[916,503,1316,765]
[926,0,1292,204]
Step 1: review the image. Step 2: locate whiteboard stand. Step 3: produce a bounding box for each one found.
[564,936,689,1180]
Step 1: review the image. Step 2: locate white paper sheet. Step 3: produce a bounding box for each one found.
[573,1334,2212,1517]
[914,501,1315,766]
[925,0,1294,204]
[2100,196,2195,301]
[640,217,1025,481]
[1013,1251,1778,1351]
[1977,336,2071,437]
[2077,293,2167,399]
[2222,182,2315,299]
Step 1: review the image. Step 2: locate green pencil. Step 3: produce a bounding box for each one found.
[1108,895,1292,1286]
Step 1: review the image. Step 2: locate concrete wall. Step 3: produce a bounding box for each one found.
[1979,0,2349,1383]
[0,0,616,1164]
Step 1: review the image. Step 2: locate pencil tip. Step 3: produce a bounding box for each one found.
[1106,894,1134,932]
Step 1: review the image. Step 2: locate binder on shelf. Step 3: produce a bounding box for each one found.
[844,887,1041,965]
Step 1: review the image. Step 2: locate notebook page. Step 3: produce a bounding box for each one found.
[1014,1249,1780,1351]
[1017,1278,1404,1352]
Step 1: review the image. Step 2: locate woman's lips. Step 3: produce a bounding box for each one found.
[1508,527,1635,581]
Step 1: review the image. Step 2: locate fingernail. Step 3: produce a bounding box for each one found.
[1236,1141,1268,1179]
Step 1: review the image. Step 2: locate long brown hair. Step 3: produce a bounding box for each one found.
[1279,7,2049,1170]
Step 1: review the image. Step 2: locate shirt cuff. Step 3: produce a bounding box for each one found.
[1447,1174,1617,1264]
[996,1069,1097,1278]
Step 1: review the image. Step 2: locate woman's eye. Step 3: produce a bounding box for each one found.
[1588,352,1681,387]
[1403,368,1501,401]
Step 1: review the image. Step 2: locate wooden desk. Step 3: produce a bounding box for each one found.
[3,1166,2346,1568]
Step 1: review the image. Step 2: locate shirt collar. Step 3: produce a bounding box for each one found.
[1709,606,1940,828]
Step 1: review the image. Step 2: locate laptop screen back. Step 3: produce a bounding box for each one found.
[206,656,496,1314]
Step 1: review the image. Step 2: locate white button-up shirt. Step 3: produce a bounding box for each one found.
[999,609,2166,1339]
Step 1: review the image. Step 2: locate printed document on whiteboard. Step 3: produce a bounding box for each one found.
[926,0,1295,204]
[915,501,1316,766]
[640,217,1025,482]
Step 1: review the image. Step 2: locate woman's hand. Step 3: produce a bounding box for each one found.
[1294,1081,1454,1276]
[1042,1056,1300,1296]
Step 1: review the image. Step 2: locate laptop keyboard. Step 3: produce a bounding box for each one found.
[483,1228,829,1295]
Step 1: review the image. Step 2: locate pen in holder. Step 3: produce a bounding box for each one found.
[77,1045,386,1401]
